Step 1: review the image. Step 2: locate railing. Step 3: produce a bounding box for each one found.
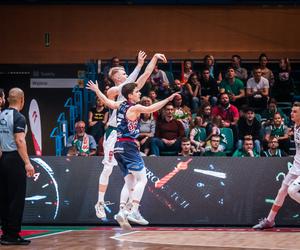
[50,113,68,156]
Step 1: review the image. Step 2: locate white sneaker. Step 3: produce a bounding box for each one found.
[127,210,149,225]
[95,202,106,219]
[114,210,132,230]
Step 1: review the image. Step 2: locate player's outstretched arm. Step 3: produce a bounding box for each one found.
[126,50,147,83]
[86,80,121,110]
[135,53,167,90]
[108,51,147,99]
[128,93,179,121]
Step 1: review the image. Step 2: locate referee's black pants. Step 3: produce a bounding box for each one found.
[0,151,26,238]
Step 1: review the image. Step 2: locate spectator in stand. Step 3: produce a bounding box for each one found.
[231,54,248,83]
[190,116,206,153]
[232,136,260,157]
[264,112,290,154]
[138,111,156,156]
[171,79,184,93]
[273,57,294,102]
[203,54,222,83]
[0,88,5,112]
[261,136,288,157]
[184,72,201,113]
[151,103,185,156]
[148,89,159,103]
[140,96,158,120]
[103,56,122,79]
[140,77,152,98]
[212,93,239,143]
[198,102,222,140]
[261,98,289,126]
[178,137,199,156]
[259,53,275,87]
[150,65,170,100]
[66,121,97,156]
[237,106,261,153]
[183,60,194,83]
[246,66,270,110]
[172,94,192,136]
[203,134,226,156]
[219,66,245,107]
[198,102,213,128]
[88,97,108,144]
[200,67,219,106]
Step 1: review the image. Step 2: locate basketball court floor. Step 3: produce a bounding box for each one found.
[4,226,300,249]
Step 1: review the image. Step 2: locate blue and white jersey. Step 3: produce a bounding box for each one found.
[116,101,140,139]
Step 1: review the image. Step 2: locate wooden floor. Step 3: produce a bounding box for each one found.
[3,228,300,250]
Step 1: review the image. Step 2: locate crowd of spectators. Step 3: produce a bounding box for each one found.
[67,53,296,158]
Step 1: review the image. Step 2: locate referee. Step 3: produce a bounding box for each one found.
[0,88,35,245]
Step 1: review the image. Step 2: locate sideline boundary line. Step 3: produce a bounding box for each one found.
[27,230,73,240]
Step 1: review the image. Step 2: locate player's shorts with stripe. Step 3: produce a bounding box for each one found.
[114,139,145,176]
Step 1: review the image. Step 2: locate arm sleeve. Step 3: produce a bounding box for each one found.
[117,66,142,92]
[126,66,142,84]
[13,112,26,133]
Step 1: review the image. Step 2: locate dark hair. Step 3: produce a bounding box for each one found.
[111,56,119,63]
[232,54,241,60]
[293,102,300,108]
[243,106,255,113]
[121,82,137,99]
[268,98,277,106]
[202,67,210,73]
[227,66,235,72]
[253,65,261,71]
[181,137,190,143]
[211,134,221,140]
[268,136,278,143]
[187,72,200,83]
[259,53,268,61]
[0,88,4,98]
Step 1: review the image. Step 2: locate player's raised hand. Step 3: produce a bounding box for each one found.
[154,53,167,63]
[137,50,147,67]
[168,92,181,102]
[86,80,100,93]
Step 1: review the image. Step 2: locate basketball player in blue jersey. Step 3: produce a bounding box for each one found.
[253,102,300,230]
[95,51,168,220]
[87,81,179,228]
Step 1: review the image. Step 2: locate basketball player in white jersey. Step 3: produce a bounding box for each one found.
[95,52,167,220]
[253,102,300,229]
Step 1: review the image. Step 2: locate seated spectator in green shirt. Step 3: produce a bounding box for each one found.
[261,98,289,126]
[203,134,226,157]
[219,66,245,107]
[232,136,260,157]
[264,112,290,154]
[261,136,288,157]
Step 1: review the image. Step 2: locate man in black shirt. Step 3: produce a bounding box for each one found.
[0,88,35,245]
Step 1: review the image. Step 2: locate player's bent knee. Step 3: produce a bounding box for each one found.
[288,179,300,199]
[99,165,114,184]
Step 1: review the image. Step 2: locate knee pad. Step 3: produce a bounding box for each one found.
[288,177,300,197]
[99,164,114,185]
[131,168,148,185]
